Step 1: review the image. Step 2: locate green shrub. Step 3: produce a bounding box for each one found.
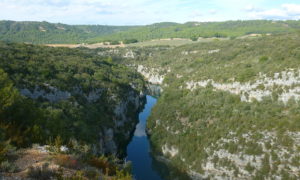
[190,36,198,41]
[110,40,121,45]
[83,167,101,179]
[0,140,16,163]
[123,39,138,44]
[0,160,18,173]
[245,162,255,173]
[259,56,269,62]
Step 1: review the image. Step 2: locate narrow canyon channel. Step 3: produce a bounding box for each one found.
[126,95,163,180]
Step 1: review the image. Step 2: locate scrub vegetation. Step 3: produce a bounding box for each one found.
[0,42,145,179]
[2,20,300,44]
[104,32,300,179]
[1,19,300,179]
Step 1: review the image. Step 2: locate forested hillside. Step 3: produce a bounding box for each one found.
[0,20,136,44]
[2,20,300,179]
[108,33,300,179]
[0,42,146,179]
[1,20,300,44]
[93,20,300,42]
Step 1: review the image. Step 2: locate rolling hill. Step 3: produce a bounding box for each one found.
[1,20,300,44]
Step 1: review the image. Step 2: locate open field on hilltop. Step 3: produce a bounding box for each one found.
[44,37,231,49]
[45,42,125,49]
[2,20,299,44]
[127,38,198,47]
[127,37,230,47]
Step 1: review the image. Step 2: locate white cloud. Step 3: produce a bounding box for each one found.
[246,4,300,20]
[0,0,300,24]
[244,5,261,12]
[282,4,300,15]
[0,0,194,25]
[134,122,146,137]
[190,11,203,18]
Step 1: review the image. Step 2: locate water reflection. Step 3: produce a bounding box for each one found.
[147,84,162,98]
[126,95,163,180]
[127,95,191,180]
[150,152,192,180]
[134,122,146,137]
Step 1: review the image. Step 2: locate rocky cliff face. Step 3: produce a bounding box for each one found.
[193,131,300,179]
[99,89,146,156]
[137,65,165,84]
[20,84,104,103]
[186,69,300,104]
[19,84,146,157]
[147,69,300,180]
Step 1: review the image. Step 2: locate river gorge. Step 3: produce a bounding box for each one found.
[126,94,192,180]
[126,95,163,180]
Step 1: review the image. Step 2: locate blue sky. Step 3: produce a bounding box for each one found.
[1,0,300,25]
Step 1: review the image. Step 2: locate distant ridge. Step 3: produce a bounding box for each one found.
[0,20,137,44]
[0,20,299,44]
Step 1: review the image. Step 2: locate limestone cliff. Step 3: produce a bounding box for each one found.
[19,84,146,157]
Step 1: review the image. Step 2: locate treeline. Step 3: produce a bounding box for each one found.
[1,20,300,44]
[0,20,136,44]
[90,20,300,42]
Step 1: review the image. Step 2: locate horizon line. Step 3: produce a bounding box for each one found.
[1,19,299,26]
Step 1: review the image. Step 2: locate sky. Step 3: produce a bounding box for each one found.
[1,0,300,25]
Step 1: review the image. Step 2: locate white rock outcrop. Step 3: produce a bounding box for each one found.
[186,69,300,104]
[208,49,220,54]
[191,131,300,179]
[137,65,165,84]
[162,144,179,157]
[20,86,71,102]
[123,50,135,58]
[21,85,103,103]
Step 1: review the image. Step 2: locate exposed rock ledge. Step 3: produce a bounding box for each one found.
[99,90,146,156]
[162,144,179,157]
[187,131,300,179]
[137,65,165,84]
[20,84,103,103]
[186,69,300,104]
[19,83,146,156]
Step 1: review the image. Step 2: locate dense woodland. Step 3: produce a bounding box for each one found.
[148,34,300,179]
[1,19,300,179]
[96,20,300,42]
[109,33,300,179]
[0,42,145,179]
[0,20,137,44]
[1,20,300,44]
